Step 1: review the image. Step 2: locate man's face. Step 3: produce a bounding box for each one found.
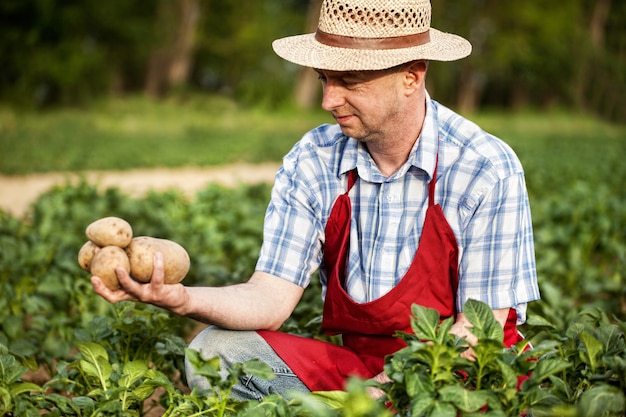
[315,67,408,144]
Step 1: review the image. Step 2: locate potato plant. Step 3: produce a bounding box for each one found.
[0,160,624,416]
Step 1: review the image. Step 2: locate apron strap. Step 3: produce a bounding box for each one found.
[347,169,358,191]
[428,154,438,207]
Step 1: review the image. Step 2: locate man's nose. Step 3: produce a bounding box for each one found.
[321,84,346,111]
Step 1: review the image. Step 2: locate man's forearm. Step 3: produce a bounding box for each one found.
[177,272,304,331]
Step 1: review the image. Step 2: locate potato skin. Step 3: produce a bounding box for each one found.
[125,236,190,284]
[90,246,131,290]
[77,240,99,271]
[86,217,133,248]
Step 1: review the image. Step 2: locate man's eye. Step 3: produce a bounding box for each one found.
[342,79,360,87]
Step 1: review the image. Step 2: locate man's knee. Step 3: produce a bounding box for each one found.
[185,326,247,391]
[184,327,310,400]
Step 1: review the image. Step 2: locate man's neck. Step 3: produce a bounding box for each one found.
[367,103,426,178]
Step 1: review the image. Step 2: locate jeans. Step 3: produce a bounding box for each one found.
[185,326,311,401]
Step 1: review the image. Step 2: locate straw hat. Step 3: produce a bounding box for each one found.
[272,0,471,71]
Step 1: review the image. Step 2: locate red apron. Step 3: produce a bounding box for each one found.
[258,163,521,392]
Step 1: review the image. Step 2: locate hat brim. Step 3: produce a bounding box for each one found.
[272,28,471,71]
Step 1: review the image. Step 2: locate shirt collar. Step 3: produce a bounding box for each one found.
[410,91,439,181]
[337,91,439,182]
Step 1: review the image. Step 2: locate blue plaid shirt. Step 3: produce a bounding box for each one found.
[256,94,540,323]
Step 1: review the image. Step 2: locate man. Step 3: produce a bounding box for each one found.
[91,0,540,401]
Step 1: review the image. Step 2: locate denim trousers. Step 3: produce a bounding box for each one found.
[185,326,311,401]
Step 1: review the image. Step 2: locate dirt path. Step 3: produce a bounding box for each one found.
[0,163,281,218]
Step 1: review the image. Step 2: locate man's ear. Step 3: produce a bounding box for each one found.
[403,60,428,94]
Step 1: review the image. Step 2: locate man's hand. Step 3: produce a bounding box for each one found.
[450,308,511,360]
[91,252,190,315]
[367,371,392,399]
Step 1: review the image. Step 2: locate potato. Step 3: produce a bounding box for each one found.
[125,236,190,284]
[90,246,131,290]
[77,240,99,271]
[86,217,133,248]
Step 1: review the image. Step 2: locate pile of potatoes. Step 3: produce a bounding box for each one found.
[78,216,190,290]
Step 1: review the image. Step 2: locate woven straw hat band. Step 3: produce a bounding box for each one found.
[315,30,431,50]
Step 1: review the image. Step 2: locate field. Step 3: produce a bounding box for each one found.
[1,96,625,416]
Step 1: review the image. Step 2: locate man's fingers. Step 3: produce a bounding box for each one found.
[90,275,136,303]
[151,252,165,286]
[91,252,167,305]
[116,266,141,291]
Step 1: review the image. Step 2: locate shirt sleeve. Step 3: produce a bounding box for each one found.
[255,152,325,288]
[457,172,540,322]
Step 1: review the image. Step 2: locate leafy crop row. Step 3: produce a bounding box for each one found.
[1,169,624,415]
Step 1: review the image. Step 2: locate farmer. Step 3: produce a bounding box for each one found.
[91,0,540,401]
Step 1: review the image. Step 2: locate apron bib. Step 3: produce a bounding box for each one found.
[259,160,521,392]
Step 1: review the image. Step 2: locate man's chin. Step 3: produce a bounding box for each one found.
[338,125,363,140]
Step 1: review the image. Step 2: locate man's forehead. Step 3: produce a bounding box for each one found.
[314,68,392,79]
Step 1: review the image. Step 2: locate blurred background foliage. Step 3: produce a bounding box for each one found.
[0,0,624,121]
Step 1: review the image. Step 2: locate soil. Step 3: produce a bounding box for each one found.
[0,162,281,218]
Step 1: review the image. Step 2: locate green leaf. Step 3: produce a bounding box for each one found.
[0,354,27,385]
[410,304,441,341]
[577,385,626,417]
[9,382,41,396]
[0,386,11,413]
[527,358,571,385]
[436,316,455,345]
[71,396,96,413]
[431,399,457,417]
[579,332,603,372]
[547,375,573,401]
[496,359,518,389]
[405,371,434,396]
[525,315,558,330]
[463,299,504,342]
[131,383,157,402]
[308,390,347,409]
[119,360,149,387]
[410,394,435,416]
[291,391,337,417]
[242,358,275,380]
[439,385,490,412]
[184,348,221,380]
[596,324,624,355]
[77,342,112,387]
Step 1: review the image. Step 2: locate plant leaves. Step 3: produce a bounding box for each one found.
[410,394,435,416]
[431,399,457,417]
[410,304,441,341]
[77,342,112,386]
[496,359,518,389]
[463,299,504,342]
[120,360,149,387]
[439,385,490,412]
[405,371,434,396]
[525,315,558,330]
[9,381,41,396]
[579,332,603,372]
[577,385,626,417]
[184,348,221,380]
[308,390,347,410]
[0,354,27,385]
[242,358,275,380]
[527,358,571,385]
